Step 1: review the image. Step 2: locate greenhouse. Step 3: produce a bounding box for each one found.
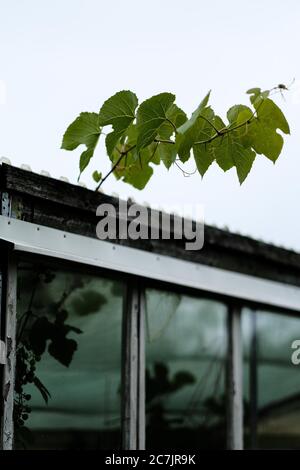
[1,162,300,450]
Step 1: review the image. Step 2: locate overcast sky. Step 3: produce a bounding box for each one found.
[1,0,300,250]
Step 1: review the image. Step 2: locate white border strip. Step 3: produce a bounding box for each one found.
[0,215,300,312]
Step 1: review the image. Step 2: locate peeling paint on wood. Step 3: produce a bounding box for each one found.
[138,288,146,450]
[0,340,6,365]
[1,256,17,450]
[121,282,146,450]
[122,282,139,450]
[227,305,243,450]
[3,382,10,401]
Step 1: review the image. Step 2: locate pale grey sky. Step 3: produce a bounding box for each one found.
[1,0,300,250]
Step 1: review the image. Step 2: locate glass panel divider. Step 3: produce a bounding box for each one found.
[1,254,17,450]
[137,286,146,450]
[122,280,146,450]
[227,304,243,450]
[249,309,258,449]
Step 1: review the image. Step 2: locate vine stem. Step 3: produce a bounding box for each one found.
[198,114,221,134]
[154,138,174,144]
[95,144,136,191]
[95,139,173,190]
[95,153,125,191]
[193,98,264,146]
[16,273,40,345]
[166,118,177,134]
[175,160,197,177]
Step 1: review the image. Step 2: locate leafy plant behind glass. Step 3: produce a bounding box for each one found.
[14,266,84,448]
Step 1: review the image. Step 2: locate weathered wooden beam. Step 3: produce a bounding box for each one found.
[2,163,300,290]
[1,163,300,275]
[137,288,146,450]
[227,305,243,450]
[121,281,146,450]
[1,255,17,450]
[249,309,258,449]
[122,281,139,450]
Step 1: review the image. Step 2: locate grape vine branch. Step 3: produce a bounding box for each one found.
[61,84,291,190]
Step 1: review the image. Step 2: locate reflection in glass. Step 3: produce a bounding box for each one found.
[145,289,227,449]
[15,261,123,450]
[243,309,300,449]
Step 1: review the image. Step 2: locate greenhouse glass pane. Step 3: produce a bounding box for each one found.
[145,289,227,449]
[14,260,123,450]
[243,309,300,449]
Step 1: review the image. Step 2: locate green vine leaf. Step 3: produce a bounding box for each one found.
[156,104,187,169]
[192,115,226,176]
[99,90,138,156]
[176,92,212,162]
[136,92,176,151]
[240,96,290,162]
[157,143,177,169]
[179,107,215,162]
[247,88,270,105]
[227,104,252,125]
[92,170,102,183]
[193,144,215,177]
[61,112,101,175]
[111,126,159,189]
[255,98,290,134]
[246,87,261,96]
[214,134,256,184]
[111,150,154,189]
[252,97,289,161]
[79,148,94,174]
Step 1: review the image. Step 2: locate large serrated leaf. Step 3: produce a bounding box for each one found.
[192,114,226,176]
[177,109,215,162]
[61,112,100,151]
[233,144,256,184]
[246,119,284,162]
[176,92,213,162]
[136,93,175,151]
[112,148,154,190]
[244,98,289,162]
[123,161,154,189]
[61,112,101,175]
[157,143,177,169]
[193,144,215,177]
[79,148,94,173]
[99,90,138,156]
[254,98,290,134]
[227,104,252,125]
[156,104,187,169]
[109,126,159,190]
[177,91,211,135]
[214,133,256,183]
[158,104,187,139]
